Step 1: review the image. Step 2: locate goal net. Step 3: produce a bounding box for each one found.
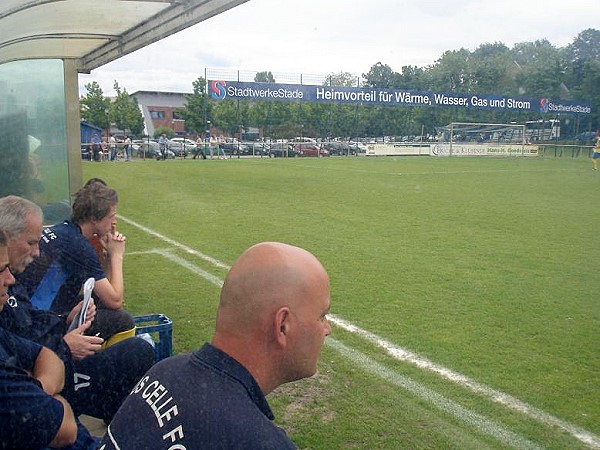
[432,122,538,157]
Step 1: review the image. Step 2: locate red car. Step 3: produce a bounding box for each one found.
[292,142,329,157]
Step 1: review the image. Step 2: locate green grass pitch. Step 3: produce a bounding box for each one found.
[84,155,599,449]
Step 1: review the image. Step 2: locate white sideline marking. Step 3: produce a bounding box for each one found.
[154,249,224,288]
[118,215,231,270]
[328,315,600,449]
[120,215,600,449]
[327,338,543,450]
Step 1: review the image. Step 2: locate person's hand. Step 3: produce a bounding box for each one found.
[66,302,80,325]
[105,230,126,258]
[94,232,109,253]
[84,300,96,323]
[63,321,104,360]
[66,300,96,325]
[111,230,126,243]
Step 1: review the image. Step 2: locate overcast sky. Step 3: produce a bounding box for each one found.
[78,0,599,96]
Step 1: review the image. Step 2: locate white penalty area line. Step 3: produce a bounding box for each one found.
[120,214,600,449]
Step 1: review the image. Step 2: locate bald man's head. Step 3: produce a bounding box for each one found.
[218,242,325,329]
[213,242,331,391]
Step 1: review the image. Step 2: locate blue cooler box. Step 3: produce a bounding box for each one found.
[134,314,173,361]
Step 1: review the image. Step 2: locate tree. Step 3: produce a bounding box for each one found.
[212,100,241,136]
[109,82,144,136]
[247,72,276,136]
[325,71,359,87]
[511,40,565,98]
[153,127,175,139]
[429,48,476,92]
[565,28,600,63]
[180,77,211,135]
[397,66,425,90]
[80,81,110,130]
[321,72,360,138]
[254,71,275,83]
[573,59,600,131]
[471,42,513,94]
[564,29,600,94]
[362,62,395,88]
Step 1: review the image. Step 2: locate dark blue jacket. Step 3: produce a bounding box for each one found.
[101,343,297,449]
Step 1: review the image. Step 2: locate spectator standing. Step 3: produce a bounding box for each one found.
[90,133,102,162]
[158,133,169,160]
[101,242,331,449]
[218,135,227,159]
[209,134,217,159]
[194,135,207,159]
[123,135,131,161]
[108,134,117,161]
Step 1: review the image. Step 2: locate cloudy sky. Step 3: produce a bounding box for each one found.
[78,0,599,96]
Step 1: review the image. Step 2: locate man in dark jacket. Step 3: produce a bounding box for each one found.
[102,242,331,449]
[0,195,154,423]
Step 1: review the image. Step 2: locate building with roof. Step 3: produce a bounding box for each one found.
[131,91,189,137]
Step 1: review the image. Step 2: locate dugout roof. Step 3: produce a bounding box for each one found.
[0,0,249,71]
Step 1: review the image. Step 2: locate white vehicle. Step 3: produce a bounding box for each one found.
[167,138,196,157]
[293,137,319,144]
[169,138,197,149]
[348,141,367,153]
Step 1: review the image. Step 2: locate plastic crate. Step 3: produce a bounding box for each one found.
[134,314,173,362]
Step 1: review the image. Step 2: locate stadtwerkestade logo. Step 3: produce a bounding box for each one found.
[539,98,550,113]
[210,80,227,99]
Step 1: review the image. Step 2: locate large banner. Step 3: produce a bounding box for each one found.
[430,143,539,157]
[365,143,539,157]
[208,80,592,115]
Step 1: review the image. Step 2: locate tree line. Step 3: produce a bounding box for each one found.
[81,29,599,141]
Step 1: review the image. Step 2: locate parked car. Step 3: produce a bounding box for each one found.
[267,142,301,158]
[168,138,196,157]
[232,142,269,156]
[170,138,197,148]
[323,141,357,156]
[293,137,319,143]
[218,138,252,156]
[292,142,329,157]
[348,141,367,153]
[134,140,175,159]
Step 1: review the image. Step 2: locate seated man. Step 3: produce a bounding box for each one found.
[0,195,155,423]
[0,230,97,449]
[16,182,133,340]
[101,242,331,449]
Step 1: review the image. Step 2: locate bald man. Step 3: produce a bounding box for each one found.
[101,242,331,450]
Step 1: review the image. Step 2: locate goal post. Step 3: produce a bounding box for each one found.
[432,122,538,157]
